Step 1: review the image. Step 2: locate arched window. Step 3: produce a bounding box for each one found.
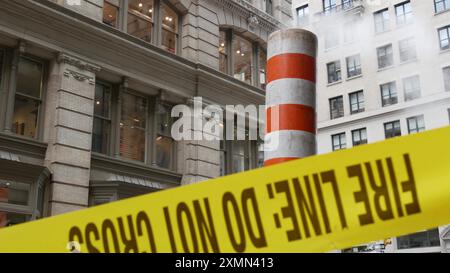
[102,0,180,54]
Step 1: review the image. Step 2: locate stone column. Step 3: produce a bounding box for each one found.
[178,97,221,185]
[44,53,100,216]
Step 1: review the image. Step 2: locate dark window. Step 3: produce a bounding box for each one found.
[346,54,362,78]
[332,133,346,151]
[92,82,112,154]
[323,0,337,13]
[384,120,401,139]
[443,66,450,91]
[329,96,344,119]
[327,61,341,83]
[297,4,309,25]
[403,75,421,101]
[377,44,394,69]
[267,0,273,15]
[399,37,417,62]
[155,103,175,169]
[374,9,390,33]
[435,0,450,13]
[259,48,267,90]
[219,30,228,74]
[352,128,368,146]
[397,229,441,249]
[349,90,365,114]
[395,1,413,25]
[380,82,398,107]
[439,25,450,50]
[407,115,425,134]
[12,57,44,139]
[0,50,3,87]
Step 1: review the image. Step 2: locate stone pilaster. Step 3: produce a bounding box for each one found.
[43,53,100,215]
[177,98,221,185]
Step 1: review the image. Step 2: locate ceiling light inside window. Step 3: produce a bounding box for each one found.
[138,3,143,8]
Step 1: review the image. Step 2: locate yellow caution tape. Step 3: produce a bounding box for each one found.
[1,126,450,253]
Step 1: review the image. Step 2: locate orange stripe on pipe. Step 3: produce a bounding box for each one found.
[266,104,316,134]
[264,157,300,167]
[267,53,316,83]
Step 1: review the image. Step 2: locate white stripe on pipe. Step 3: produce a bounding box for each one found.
[268,29,317,59]
[266,78,316,109]
[264,130,316,161]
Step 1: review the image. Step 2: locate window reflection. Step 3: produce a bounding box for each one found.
[155,104,174,169]
[92,82,112,154]
[120,92,147,162]
[259,48,267,90]
[12,57,43,138]
[161,3,178,54]
[127,0,154,42]
[233,35,253,85]
[219,30,228,74]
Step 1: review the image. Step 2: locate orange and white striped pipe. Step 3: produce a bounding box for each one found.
[265,29,318,167]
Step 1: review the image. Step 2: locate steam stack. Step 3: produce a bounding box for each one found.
[265,29,318,166]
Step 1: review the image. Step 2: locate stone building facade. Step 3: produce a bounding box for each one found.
[0,0,292,227]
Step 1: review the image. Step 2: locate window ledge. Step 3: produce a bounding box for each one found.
[377,65,395,72]
[435,9,450,16]
[327,80,343,87]
[399,58,419,66]
[91,153,182,186]
[346,74,363,81]
[324,46,339,52]
[440,48,450,55]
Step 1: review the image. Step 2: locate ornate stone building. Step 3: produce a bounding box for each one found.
[0,0,292,226]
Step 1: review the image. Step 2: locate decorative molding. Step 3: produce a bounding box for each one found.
[63,69,95,85]
[214,0,286,32]
[57,52,101,73]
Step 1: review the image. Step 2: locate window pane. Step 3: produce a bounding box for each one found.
[161,3,178,54]
[403,75,421,101]
[156,104,173,136]
[219,31,228,74]
[444,66,450,91]
[0,51,3,87]
[103,0,119,28]
[330,96,344,119]
[0,211,30,228]
[12,95,39,138]
[127,0,154,42]
[120,92,147,162]
[155,136,173,169]
[92,118,111,154]
[16,57,43,98]
[381,82,398,106]
[374,9,389,33]
[233,35,253,84]
[259,49,267,90]
[0,180,30,206]
[397,229,441,249]
[94,83,111,118]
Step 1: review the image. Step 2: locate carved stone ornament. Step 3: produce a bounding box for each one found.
[57,52,101,73]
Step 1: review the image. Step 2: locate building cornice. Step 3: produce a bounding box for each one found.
[214,0,287,32]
